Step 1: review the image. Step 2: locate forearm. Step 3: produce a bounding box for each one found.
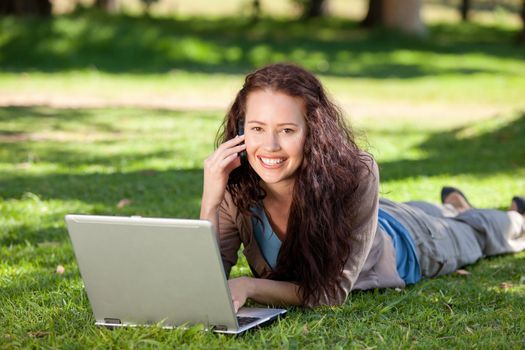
[246,277,303,307]
[200,134,245,230]
[200,202,219,231]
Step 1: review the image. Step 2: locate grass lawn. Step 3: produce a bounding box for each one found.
[1,106,524,349]
[1,8,525,349]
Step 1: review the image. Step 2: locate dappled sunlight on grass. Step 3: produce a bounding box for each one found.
[1,10,525,342]
[0,107,221,175]
[0,261,41,280]
[380,170,525,207]
[367,112,525,206]
[370,112,525,182]
[0,196,104,246]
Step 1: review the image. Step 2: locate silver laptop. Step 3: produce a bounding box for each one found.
[65,214,286,334]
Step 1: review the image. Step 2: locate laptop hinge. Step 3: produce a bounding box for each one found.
[104,318,122,325]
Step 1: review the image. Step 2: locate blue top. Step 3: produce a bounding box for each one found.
[251,206,282,269]
[250,205,421,284]
[378,208,421,284]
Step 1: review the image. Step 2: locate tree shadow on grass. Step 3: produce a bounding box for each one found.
[378,112,525,181]
[0,168,204,246]
[0,106,121,134]
[0,13,523,78]
[0,105,220,130]
[0,105,219,166]
[0,106,214,246]
[1,109,524,247]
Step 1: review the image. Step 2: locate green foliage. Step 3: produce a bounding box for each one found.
[0,12,524,76]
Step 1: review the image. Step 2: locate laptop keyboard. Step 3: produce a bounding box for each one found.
[237,316,260,327]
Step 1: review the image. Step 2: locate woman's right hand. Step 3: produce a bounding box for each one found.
[200,135,246,219]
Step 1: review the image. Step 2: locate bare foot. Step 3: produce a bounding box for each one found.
[443,192,472,213]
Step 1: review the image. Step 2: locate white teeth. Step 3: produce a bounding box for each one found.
[260,157,284,165]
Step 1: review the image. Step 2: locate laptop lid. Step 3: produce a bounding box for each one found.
[65,214,268,332]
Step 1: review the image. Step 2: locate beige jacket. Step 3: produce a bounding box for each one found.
[217,157,404,307]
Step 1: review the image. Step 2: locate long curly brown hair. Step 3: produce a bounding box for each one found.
[216,63,373,305]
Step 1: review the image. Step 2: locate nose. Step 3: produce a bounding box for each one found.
[262,131,281,152]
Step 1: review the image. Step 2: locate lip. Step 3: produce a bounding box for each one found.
[257,155,287,169]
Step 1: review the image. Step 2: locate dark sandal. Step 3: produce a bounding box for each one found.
[512,196,525,214]
[441,186,472,207]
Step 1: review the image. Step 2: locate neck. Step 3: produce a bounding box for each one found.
[262,179,295,205]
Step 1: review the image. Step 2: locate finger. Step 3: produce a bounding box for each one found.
[225,156,242,173]
[233,300,240,313]
[216,146,245,166]
[208,138,246,164]
[220,152,242,170]
[219,144,246,161]
[218,135,245,151]
[204,154,239,180]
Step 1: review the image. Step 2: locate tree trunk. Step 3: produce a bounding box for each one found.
[95,0,119,13]
[460,0,471,22]
[0,0,51,16]
[141,0,159,15]
[360,0,383,27]
[517,0,525,44]
[251,0,261,22]
[382,0,426,35]
[303,0,326,19]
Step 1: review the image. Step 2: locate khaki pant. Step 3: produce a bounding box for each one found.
[379,198,525,278]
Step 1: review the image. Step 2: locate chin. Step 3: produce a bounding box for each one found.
[259,176,283,184]
[256,170,294,185]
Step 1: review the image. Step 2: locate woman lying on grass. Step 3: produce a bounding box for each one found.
[200,63,525,310]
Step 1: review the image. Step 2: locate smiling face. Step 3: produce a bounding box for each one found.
[244,89,307,190]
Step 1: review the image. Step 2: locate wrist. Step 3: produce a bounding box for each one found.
[199,204,219,220]
[242,276,256,298]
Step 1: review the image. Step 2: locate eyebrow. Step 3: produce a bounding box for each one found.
[247,120,299,127]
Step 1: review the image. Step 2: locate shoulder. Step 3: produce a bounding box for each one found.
[355,151,379,196]
[357,151,379,178]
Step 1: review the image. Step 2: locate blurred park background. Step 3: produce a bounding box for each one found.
[1,0,524,123]
[1,0,525,348]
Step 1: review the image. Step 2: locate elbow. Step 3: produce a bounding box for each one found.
[303,288,349,308]
[323,291,348,307]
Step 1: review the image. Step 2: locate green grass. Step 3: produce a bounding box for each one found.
[1,9,525,349]
[1,106,525,349]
